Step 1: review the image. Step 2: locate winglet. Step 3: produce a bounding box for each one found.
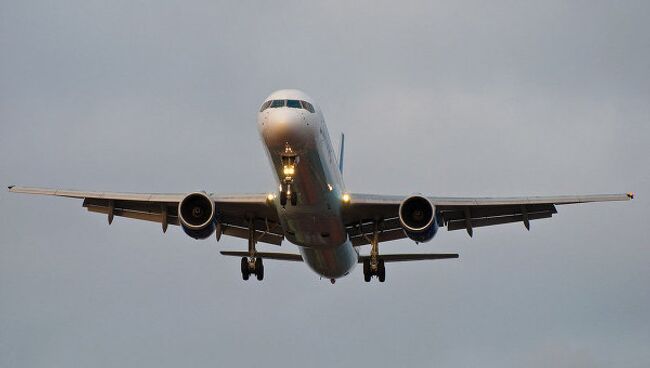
[626,192,635,199]
[8,185,15,191]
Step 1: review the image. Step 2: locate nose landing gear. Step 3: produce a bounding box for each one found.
[280,150,299,207]
[279,183,298,207]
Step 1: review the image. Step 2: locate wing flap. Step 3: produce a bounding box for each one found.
[86,204,179,224]
[439,203,556,221]
[447,211,553,231]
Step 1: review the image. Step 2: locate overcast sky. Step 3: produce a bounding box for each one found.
[1,1,649,367]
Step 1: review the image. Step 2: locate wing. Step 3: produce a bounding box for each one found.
[8,186,284,245]
[343,192,634,245]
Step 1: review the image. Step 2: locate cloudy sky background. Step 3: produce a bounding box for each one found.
[1,1,648,367]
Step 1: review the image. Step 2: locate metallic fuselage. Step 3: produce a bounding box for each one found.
[257,90,357,278]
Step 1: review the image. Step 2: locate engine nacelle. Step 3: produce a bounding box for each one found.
[178,192,216,239]
[398,195,439,243]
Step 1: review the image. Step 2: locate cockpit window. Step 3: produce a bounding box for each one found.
[270,99,285,108]
[286,100,302,109]
[259,100,272,112]
[260,99,315,113]
[301,101,315,113]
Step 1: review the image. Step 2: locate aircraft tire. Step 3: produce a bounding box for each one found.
[378,260,386,282]
[241,257,250,281]
[280,191,287,206]
[290,191,298,206]
[255,258,264,281]
[363,259,371,282]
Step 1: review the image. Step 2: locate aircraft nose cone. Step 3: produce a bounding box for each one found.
[270,109,302,128]
[260,109,312,151]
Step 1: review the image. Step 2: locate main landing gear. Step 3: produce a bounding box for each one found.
[363,258,385,282]
[241,219,264,281]
[241,256,264,281]
[280,147,298,207]
[363,221,386,283]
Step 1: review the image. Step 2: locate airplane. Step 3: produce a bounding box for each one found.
[8,89,634,284]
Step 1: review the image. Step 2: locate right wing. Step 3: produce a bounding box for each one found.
[343,192,633,244]
[8,186,285,245]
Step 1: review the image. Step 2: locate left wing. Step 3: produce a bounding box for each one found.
[8,186,284,245]
[343,192,633,245]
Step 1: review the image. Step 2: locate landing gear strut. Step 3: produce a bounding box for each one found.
[241,219,265,281]
[362,221,386,283]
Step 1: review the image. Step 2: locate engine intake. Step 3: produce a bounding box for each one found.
[178,192,216,239]
[399,195,439,243]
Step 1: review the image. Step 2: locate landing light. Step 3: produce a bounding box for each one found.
[342,193,351,204]
[283,165,295,176]
[267,193,276,202]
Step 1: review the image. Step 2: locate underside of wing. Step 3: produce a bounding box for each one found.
[8,186,284,245]
[343,192,633,242]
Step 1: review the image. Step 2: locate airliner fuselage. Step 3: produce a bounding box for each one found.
[258,89,357,278]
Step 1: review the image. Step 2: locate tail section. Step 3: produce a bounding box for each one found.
[338,133,345,174]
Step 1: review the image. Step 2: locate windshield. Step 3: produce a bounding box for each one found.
[260,99,315,113]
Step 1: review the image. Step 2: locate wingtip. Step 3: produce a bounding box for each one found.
[8,185,15,191]
[627,192,635,199]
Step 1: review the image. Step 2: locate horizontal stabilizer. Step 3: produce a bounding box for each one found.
[359,253,459,263]
[221,251,458,263]
[220,251,303,262]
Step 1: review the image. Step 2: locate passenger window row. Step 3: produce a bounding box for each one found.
[260,99,315,113]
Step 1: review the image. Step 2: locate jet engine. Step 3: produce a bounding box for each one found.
[398,195,439,243]
[178,192,216,239]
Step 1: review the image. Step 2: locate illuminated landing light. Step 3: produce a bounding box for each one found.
[283,165,295,176]
[327,184,333,191]
[342,193,351,204]
[267,193,276,202]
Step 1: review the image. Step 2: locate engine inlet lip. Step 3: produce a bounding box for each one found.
[179,192,215,230]
[399,195,435,232]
